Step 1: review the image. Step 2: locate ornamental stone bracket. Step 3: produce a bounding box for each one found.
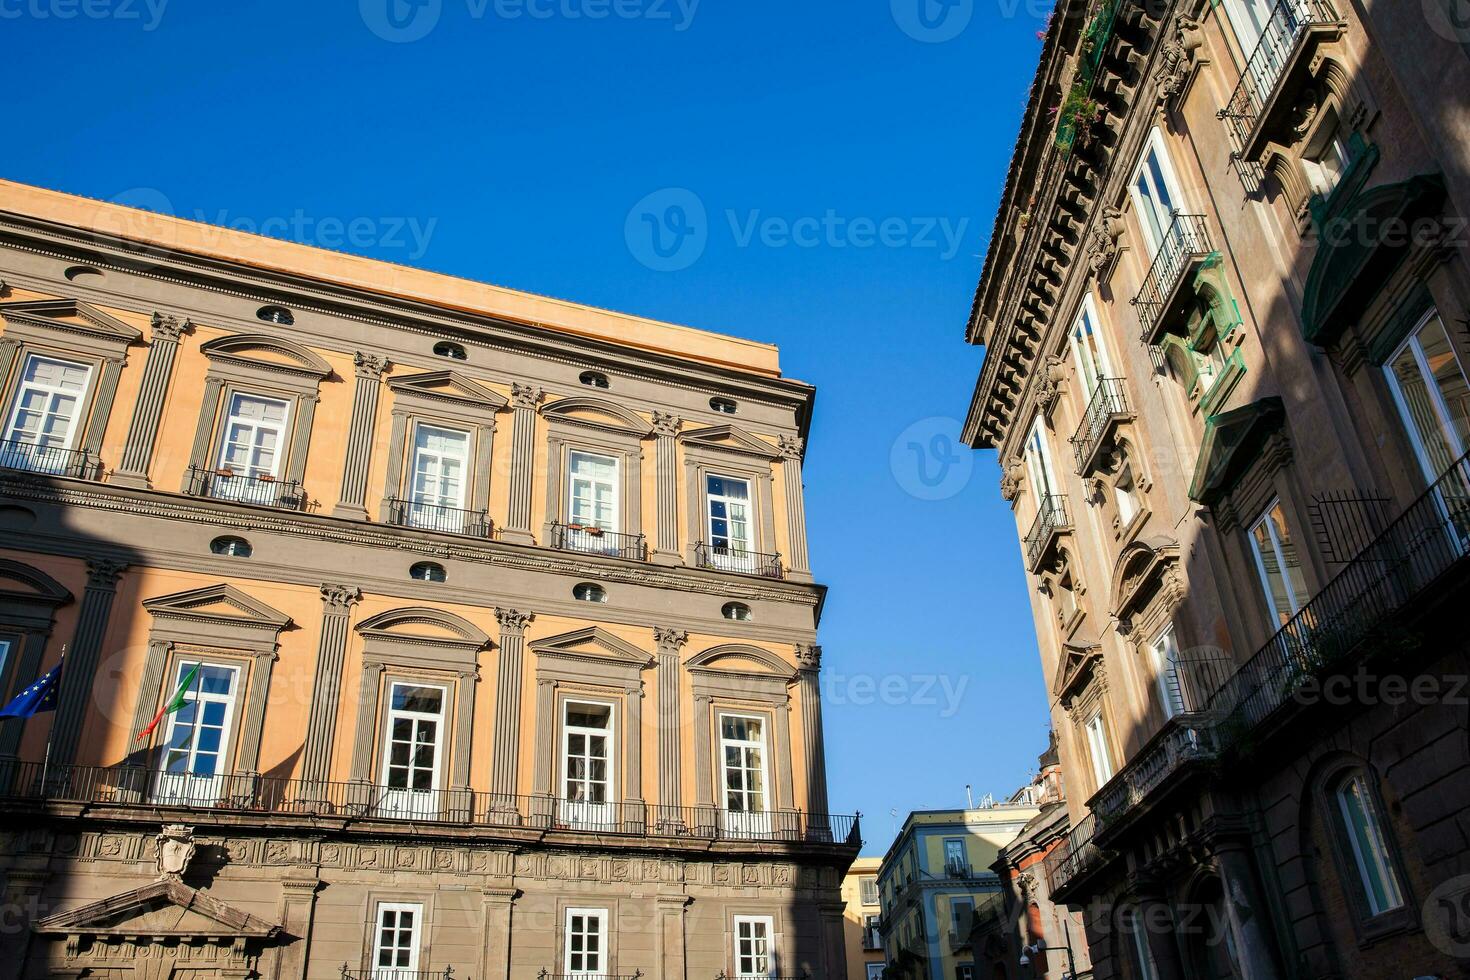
[1086,207,1128,284]
[1156,18,1205,113]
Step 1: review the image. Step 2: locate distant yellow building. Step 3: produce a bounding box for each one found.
[841,855,885,980]
[877,802,1040,980]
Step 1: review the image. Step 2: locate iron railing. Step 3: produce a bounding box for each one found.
[550,522,647,561]
[715,975,809,980]
[1042,810,1102,896]
[187,466,306,510]
[1090,715,1221,823]
[0,762,860,847]
[386,497,492,538]
[1132,213,1213,343]
[0,439,100,480]
[539,974,643,980]
[694,542,784,579]
[343,969,456,980]
[1024,494,1071,571]
[1071,378,1130,474]
[1219,0,1341,159]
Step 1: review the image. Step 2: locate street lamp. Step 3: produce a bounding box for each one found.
[1018,918,1081,978]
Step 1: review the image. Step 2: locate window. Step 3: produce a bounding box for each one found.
[720,714,770,835]
[1304,109,1352,197]
[255,305,294,325]
[1129,129,1185,258]
[564,907,608,977]
[433,341,467,360]
[379,683,446,818]
[373,902,423,977]
[573,582,607,603]
[733,915,774,978]
[1085,711,1114,787]
[568,450,618,531]
[955,966,975,980]
[409,561,446,583]
[210,535,253,558]
[216,392,290,499]
[1333,771,1406,916]
[153,662,239,804]
[867,963,887,980]
[944,838,968,876]
[1069,296,1115,398]
[1,354,91,470]
[1122,906,1160,980]
[864,913,882,949]
[859,875,880,906]
[1151,626,1185,718]
[950,897,975,938]
[1248,500,1311,627]
[707,474,755,569]
[722,601,753,622]
[1114,463,1142,528]
[1384,309,1470,486]
[561,701,614,829]
[1024,415,1058,502]
[407,423,470,526]
[0,639,11,694]
[579,370,610,389]
[1220,0,1276,55]
[710,396,738,414]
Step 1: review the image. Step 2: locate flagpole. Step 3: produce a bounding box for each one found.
[39,645,65,795]
[183,661,204,803]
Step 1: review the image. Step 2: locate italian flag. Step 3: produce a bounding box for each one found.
[136,663,199,742]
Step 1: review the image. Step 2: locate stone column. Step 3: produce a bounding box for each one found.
[490,609,533,807]
[651,412,683,565]
[482,887,518,980]
[1136,890,1188,980]
[654,627,688,827]
[114,313,189,488]
[276,877,321,980]
[332,352,389,520]
[778,435,812,580]
[655,895,691,980]
[692,693,716,834]
[300,585,361,785]
[0,337,20,388]
[772,693,799,839]
[796,644,829,818]
[78,356,124,464]
[501,383,542,544]
[1215,845,1283,980]
[50,559,126,768]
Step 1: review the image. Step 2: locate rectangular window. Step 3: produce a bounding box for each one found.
[1070,297,1114,398]
[1304,110,1352,197]
[1124,907,1160,980]
[561,701,614,830]
[0,639,10,686]
[1151,626,1185,718]
[707,474,756,570]
[1025,415,1057,503]
[217,392,290,479]
[864,913,882,949]
[1385,309,1470,486]
[950,897,975,938]
[0,354,91,472]
[1220,0,1276,53]
[564,907,608,976]
[859,875,880,906]
[568,450,619,530]
[154,661,239,805]
[944,838,968,876]
[867,964,887,980]
[956,966,976,980]
[1336,774,1407,916]
[1129,129,1184,258]
[733,914,775,978]
[1248,499,1311,627]
[379,682,446,819]
[1114,465,1141,528]
[374,902,423,976]
[407,423,470,528]
[720,713,771,837]
[1085,712,1114,787]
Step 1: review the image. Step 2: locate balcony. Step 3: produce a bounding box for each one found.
[1041,810,1105,901]
[549,521,647,561]
[386,497,493,538]
[0,439,101,480]
[1218,0,1344,166]
[1024,494,1072,572]
[186,466,305,510]
[542,974,645,980]
[1090,714,1221,838]
[695,541,784,579]
[1071,378,1131,475]
[343,970,457,980]
[1133,214,1214,345]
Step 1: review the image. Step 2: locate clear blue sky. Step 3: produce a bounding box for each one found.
[6,0,1053,854]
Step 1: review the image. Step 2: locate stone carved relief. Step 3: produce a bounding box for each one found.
[155,825,196,879]
[1156,18,1203,107]
[1085,207,1126,279]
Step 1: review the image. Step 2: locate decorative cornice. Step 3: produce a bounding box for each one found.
[319,583,361,613]
[494,608,534,635]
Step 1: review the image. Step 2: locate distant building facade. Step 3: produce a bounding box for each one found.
[960,0,1470,977]
[842,855,887,980]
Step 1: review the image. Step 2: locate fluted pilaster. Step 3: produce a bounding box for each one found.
[651,412,683,564]
[502,384,542,543]
[654,626,688,810]
[332,352,389,519]
[114,314,190,487]
[491,608,534,800]
[50,559,127,767]
[796,643,829,816]
[780,435,812,579]
[301,584,361,784]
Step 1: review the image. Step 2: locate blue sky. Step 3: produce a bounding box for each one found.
[5,0,1053,854]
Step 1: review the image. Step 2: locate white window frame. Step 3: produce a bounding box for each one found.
[1,353,93,463]
[0,639,11,687]
[706,472,757,570]
[1384,308,1470,486]
[373,901,424,978]
[719,712,771,837]
[1124,906,1160,980]
[378,681,448,819]
[1151,625,1185,719]
[216,390,291,480]
[859,875,880,906]
[152,660,240,806]
[1025,415,1059,504]
[1220,0,1277,55]
[867,964,887,980]
[1247,498,1310,627]
[943,838,967,876]
[560,699,616,829]
[1128,128,1187,259]
[956,966,976,980]
[733,914,776,979]
[567,449,620,531]
[1334,773,1407,916]
[408,422,471,512]
[564,907,609,977]
[1069,293,1116,399]
[1085,711,1114,787]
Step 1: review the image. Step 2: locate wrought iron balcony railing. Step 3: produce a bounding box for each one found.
[187,466,306,510]
[386,497,493,538]
[539,973,643,980]
[550,522,647,561]
[343,968,457,980]
[1071,378,1130,474]
[0,438,100,480]
[1133,213,1213,344]
[1024,494,1072,572]
[694,541,784,579]
[1218,0,1341,162]
[1041,810,1103,898]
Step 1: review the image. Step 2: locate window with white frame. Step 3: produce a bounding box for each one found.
[1025,415,1058,504]
[373,902,424,977]
[0,354,92,471]
[867,964,887,980]
[561,701,614,828]
[859,875,880,906]
[1384,308,1470,487]
[733,914,775,978]
[1085,711,1114,787]
[1151,625,1185,718]
[1220,0,1276,54]
[1122,906,1160,980]
[1114,461,1142,528]
[943,838,968,876]
[1304,108,1353,197]
[1333,771,1407,917]
[1248,499,1311,628]
[1070,295,1115,399]
[380,683,446,818]
[707,474,756,569]
[154,662,239,804]
[956,966,976,980]
[1129,129,1185,259]
[564,907,608,976]
[408,424,470,521]
[217,392,290,479]
[568,450,619,530]
[864,913,882,948]
[720,714,768,814]
[0,639,10,686]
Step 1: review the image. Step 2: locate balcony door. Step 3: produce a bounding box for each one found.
[1025,415,1059,503]
[152,662,239,806]
[378,683,446,819]
[1129,130,1185,259]
[215,392,291,504]
[1386,310,1470,486]
[707,474,757,572]
[567,450,620,553]
[1,354,91,473]
[1070,297,1116,400]
[408,424,470,531]
[561,701,614,830]
[1221,0,1277,54]
[719,713,771,837]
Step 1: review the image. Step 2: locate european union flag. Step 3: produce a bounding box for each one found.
[0,660,61,719]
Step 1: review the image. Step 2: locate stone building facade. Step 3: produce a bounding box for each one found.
[960,0,1470,977]
[0,179,858,979]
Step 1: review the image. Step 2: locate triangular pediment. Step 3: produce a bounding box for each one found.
[680,424,781,460]
[199,333,332,379]
[1052,641,1102,703]
[35,878,281,939]
[143,583,291,631]
[540,396,652,437]
[531,626,653,668]
[388,370,508,410]
[0,558,71,606]
[0,299,143,344]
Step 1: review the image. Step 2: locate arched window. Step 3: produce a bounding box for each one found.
[409,562,447,583]
[1329,769,1407,917]
[433,341,467,361]
[210,536,252,557]
[721,601,753,622]
[256,305,295,325]
[710,397,737,414]
[579,370,611,389]
[573,582,607,603]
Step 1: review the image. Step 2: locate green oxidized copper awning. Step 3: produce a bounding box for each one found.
[1189,396,1286,505]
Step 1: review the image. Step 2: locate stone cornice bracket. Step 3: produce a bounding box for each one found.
[653,626,689,651]
[149,312,192,342]
[510,382,544,411]
[320,583,361,614]
[353,351,390,379]
[85,558,127,589]
[652,411,682,438]
[495,608,534,635]
[1156,18,1205,111]
[999,459,1024,502]
[1086,207,1127,281]
[794,643,821,671]
[778,434,805,460]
